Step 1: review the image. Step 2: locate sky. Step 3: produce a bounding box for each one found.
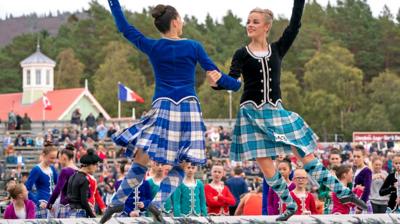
[1,0,399,23]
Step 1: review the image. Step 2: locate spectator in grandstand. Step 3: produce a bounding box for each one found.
[67,149,102,218]
[74,136,84,152]
[5,147,18,165]
[107,124,117,138]
[379,154,400,212]
[235,186,263,216]
[205,164,236,216]
[172,163,207,217]
[219,126,232,141]
[96,112,106,125]
[85,113,96,129]
[22,113,32,131]
[25,144,58,218]
[283,169,317,215]
[267,158,295,215]
[59,128,70,142]
[209,127,220,143]
[96,122,108,141]
[70,109,82,127]
[331,165,362,214]
[14,134,26,147]
[353,145,372,213]
[15,114,23,130]
[46,144,78,218]
[369,157,389,213]
[2,132,13,153]
[4,183,35,219]
[87,128,98,142]
[226,166,248,215]
[7,110,17,130]
[220,139,230,158]
[208,143,220,159]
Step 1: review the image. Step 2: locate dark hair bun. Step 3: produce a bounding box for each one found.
[65,144,75,151]
[80,149,102,165]
[87,149,95,156]
[152,5,167,19]
[44,140,53,147]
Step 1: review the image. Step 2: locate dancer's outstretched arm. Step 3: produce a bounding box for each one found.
[276,0,305,58]
[108,0,155,54]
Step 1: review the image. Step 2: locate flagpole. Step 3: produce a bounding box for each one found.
[118,81,121,119]
[118,100,121,119]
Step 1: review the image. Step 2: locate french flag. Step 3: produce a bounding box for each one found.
[118,83,144,103]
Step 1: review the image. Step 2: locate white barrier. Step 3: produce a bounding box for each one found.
[1,214,399,224]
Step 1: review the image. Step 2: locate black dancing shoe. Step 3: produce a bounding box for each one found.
[276,209,296,222]
[147,204,165,223]
[339,193,368,210]
[99,204,124,224]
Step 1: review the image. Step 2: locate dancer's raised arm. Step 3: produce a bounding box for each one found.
[108,0,155,54]
[275,0,305,58]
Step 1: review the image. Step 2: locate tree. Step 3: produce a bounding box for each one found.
[368,71,400,128]
[303,44,364,139]
[302,90,343,141]
[54,48,85,89]
[94,42,151,117]
[280,71,304,114]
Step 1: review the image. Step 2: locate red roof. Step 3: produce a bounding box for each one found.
[0,88,85,121]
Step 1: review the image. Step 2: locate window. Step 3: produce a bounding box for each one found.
[46,70,50,85]
[26,70,31,85]
[36,69,41,85]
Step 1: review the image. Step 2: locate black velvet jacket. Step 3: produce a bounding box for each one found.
[220,0,305,108]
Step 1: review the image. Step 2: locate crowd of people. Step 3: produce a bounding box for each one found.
[1,122,400,220]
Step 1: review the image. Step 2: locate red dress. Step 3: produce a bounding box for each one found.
[282,191,317,215]
[86,174,106,211]
[204,183,236,215]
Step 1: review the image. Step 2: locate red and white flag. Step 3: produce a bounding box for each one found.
[42,94,52,110]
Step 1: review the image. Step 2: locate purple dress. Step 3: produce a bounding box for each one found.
[267,182,296,215]
[47,167,77,207]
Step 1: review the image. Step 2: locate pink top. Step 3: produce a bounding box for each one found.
[4,200,36,219]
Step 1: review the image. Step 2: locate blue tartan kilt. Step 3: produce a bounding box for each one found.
[112,97,207,166]
[35,206,48,219]
[231,102,318,161]
[69,209,87,218]
[57,204,71,218]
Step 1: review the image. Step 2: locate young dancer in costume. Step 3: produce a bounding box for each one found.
[204,164,236,216]
[380,154,400,212]
[47,144,78,218]
[4,183,35,219]
[172,163,207,217]
[212,0,367,220]
[25,144,58,218]
[102,1,240,222]
[282,169,317,215]
[67,149,102,218]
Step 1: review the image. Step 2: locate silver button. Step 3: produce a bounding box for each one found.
[269,68,272,71]
[267,58,270,61]
[269,78,272,81]
[259,69,262,73]
[261,80,264,83]
[259,60,262,63]
[269,88,272,92]
[261,90,264,93]
[261,99,264,103]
